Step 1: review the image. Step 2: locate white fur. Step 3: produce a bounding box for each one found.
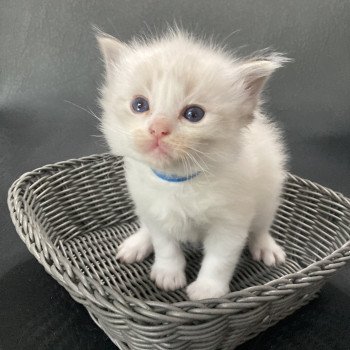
[116,225,153,263]
[97,29,288,300]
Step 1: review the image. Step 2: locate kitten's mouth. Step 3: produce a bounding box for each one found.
[134,135,179,167]
[139,139,178,167]
[144,138,170,156]
[150,141,169,156]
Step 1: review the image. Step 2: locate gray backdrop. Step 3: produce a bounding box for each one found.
[1,1,349,349]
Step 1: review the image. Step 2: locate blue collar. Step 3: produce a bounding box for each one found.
[151,169,201,183]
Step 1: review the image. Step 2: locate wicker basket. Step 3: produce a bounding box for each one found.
[8,154,350,350]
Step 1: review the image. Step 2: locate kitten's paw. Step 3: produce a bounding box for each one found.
[150,264,187,291]
[249,233,286,266]
[186,279,229,300]
[116,228,153,264]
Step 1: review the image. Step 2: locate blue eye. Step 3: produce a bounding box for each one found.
[131,96,149,113]
[183,106,205,123]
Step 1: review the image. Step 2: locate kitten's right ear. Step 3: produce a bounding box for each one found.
[96,31,126,75]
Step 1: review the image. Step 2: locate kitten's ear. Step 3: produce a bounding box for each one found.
[238,54,289,108]
[96,31,126,76]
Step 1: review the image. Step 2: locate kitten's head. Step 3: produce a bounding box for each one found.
[97,29,287,174]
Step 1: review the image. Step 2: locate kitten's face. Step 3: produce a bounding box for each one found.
[98,31,284,173]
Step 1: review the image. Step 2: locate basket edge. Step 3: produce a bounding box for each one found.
[6,153,350,318]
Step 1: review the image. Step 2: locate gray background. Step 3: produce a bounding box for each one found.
[1,1,349,349]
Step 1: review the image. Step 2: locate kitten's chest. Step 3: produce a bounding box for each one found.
[127,175,207,240]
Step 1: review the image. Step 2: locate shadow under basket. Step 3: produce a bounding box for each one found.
[8,154,350,350]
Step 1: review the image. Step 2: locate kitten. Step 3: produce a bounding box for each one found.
[97,29,288,300]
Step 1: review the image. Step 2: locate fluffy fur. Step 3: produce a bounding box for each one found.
[97,29,288,300]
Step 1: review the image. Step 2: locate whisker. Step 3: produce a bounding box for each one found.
[186,152,195,178]
[64,100,101,122]
[185,146,221,162]
[176,148,213,182]
[169,141,225,162]
[186,142,228,157]
[187,152,213,178]
[102,121,133,137]
[64,100,136,139]
[183,153,190,178]
[180,155,188,178]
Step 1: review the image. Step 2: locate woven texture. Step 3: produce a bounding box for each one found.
[8,154,350,350]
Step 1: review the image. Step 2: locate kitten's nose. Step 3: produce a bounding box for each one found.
[149,119,171,138]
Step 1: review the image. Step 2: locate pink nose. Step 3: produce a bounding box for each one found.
[149,119,171,138]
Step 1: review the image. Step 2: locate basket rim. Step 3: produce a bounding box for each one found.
[7,153,350,319]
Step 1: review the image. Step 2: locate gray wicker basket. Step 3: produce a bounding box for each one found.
[8,154,350,350]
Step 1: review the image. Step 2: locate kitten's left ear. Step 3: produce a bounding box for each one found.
[96,30,126,76]
[238,54,289,109]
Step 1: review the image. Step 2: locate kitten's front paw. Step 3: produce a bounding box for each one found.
[116,228,153,264]
[249,233,286,266]
[186,279,230,300]
[150,264,187,291]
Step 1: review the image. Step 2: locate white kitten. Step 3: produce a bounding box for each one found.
[97,29,288,300]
